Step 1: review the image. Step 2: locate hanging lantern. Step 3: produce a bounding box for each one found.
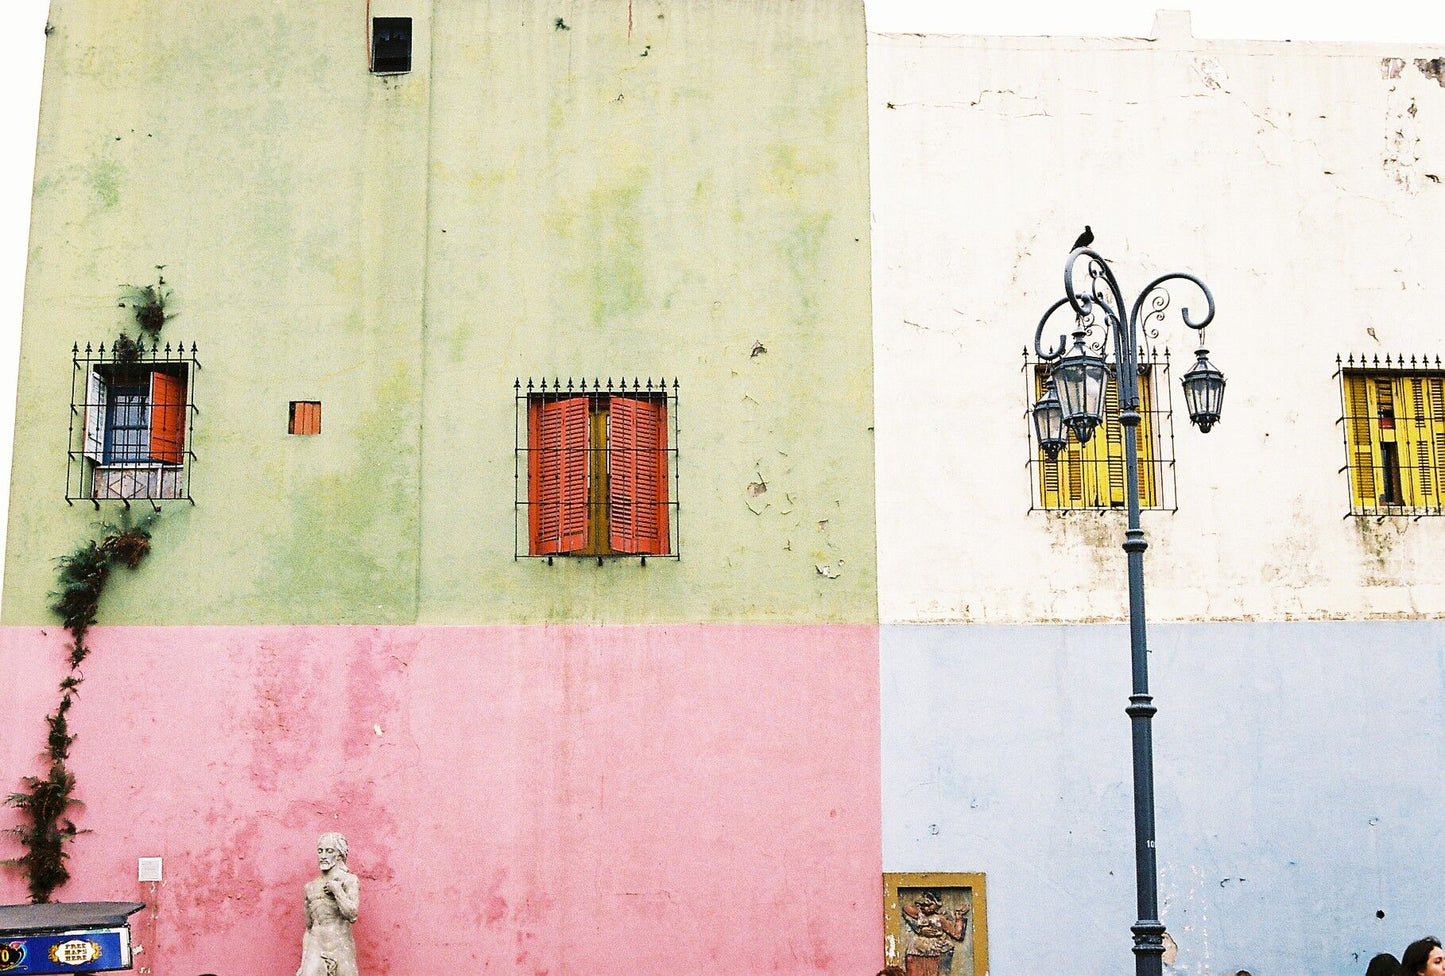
[1032,376,1067,459]
[1181,345,1226,432]
[1052,328,1109,444]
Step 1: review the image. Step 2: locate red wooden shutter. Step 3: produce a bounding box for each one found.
[148,370,187,464]
[528,397,590,554]
[608,396,669,555]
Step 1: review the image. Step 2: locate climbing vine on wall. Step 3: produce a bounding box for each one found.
[4,271,176,902]
[4,512,158,902]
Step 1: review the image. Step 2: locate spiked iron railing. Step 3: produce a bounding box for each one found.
[67,340,200,510]
[514,376,680,562]
[1336,353,1445,517]
[1023,348,1179,513]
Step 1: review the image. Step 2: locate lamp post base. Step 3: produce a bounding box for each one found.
[1132,919,1166,976]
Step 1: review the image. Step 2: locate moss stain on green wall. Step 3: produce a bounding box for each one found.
[257,362,421,622]
[85,157,121,210]
[5,0,877,626]
[765,143,835,327]
[585,168,647,327]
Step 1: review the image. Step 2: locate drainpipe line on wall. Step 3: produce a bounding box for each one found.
[412,0,439,624]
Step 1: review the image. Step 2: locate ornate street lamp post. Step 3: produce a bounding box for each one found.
[1031,246,1223,976]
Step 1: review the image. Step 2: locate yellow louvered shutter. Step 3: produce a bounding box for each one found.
[1134,370,1157,508]
[1034,365,1162,509]
[1035,368,1063,507]
[1344,375,1380,509]
[1432,377,1445,510]
[1041,452,1062,508]
[1102,376,1126,507]
[1395,375,1429,506]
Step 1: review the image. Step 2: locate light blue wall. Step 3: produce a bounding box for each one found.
[883,621,1445,976]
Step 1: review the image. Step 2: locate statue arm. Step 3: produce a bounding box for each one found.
[333,874,360,923]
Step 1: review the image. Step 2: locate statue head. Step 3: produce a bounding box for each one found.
[317,832,348,871]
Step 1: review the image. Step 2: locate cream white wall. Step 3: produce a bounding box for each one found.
[870,19,1445,624]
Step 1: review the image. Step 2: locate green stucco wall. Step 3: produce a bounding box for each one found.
[2,0,876,625]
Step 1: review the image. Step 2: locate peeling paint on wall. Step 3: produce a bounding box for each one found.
[873,29,1445,626]
[1416,57,1445,87]
[3,622,883,975]
[1384,84,1427,192]
[1194,57,1227,91]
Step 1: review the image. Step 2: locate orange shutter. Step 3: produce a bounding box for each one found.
[608,396,669,555]
[529,397,590,555]
[148,370,187,464]
[290,401,321,435]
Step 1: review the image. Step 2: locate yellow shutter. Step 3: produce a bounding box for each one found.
[1135,370,1157,508]
[1394,374,1445,509]
[1432,377,1445,510]
[1035,368,1063,508]
[1394,376,1426,505]
[1035,364,1162,509]
[1040,455,1062,507]
[1102,375,1125,506]
[1344,374,1380,509]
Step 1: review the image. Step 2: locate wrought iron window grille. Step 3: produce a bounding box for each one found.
[1022,349,1178,513]
[67,340,200,510]
[1336,353,1445,519]
[514,376,680,564]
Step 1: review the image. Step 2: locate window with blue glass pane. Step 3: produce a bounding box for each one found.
[104,385,150,462]
[69,345,196,504]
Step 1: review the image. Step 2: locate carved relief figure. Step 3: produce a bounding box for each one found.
[297,832,360,976]
[900,890,968,976]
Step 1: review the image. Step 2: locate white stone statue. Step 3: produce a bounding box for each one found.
[297,832,360,976]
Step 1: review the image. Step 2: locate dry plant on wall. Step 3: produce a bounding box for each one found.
[114,266,175,361]
[119,267,173,336]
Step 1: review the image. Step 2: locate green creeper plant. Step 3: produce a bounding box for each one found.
[118,267,174,338]
[111,332,143,364]
[4,511,158,902]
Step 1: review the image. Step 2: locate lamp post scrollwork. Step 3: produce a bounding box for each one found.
[1030,245,1224,976]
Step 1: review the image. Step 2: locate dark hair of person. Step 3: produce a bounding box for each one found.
[1401,938,1441,976]
[1368,952,1402,976]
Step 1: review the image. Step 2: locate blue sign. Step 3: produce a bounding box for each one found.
[0,927,131,974]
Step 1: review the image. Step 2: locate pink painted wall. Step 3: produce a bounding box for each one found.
[1,624,881,975]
